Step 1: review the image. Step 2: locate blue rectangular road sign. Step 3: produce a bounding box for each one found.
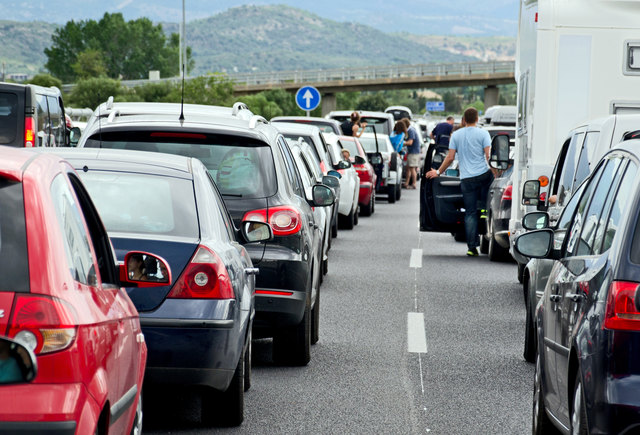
[426,101,445,112]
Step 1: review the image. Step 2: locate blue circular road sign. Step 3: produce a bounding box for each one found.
[295,86,321,112]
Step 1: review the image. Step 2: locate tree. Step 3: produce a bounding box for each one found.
[45,13,194,82]
[72,49,107,79]
[168,74,234,106]
[68,77,121,109]
[27,74,63,89]
[356,93,389,112]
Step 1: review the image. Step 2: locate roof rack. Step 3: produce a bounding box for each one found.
[249,115,268,129]
[107,109,121,123]
[105,96,114,110]
[232,102,249,116]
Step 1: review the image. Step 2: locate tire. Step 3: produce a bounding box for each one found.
[202,350,244,426]
[322,255,328,276]
[523,290,536,363]
[273,300,311,366]
[353,205,359,225]
[388,186,396,203]
[360,194,373,217]
[311,283,320,345]
[244,330,252,392]
[571,373,588,435]
[453,230,466,242]
[129,392,143,435]
[518,262,525,284]
[395,183,401,201]
[488,218,508,262]
[371,194,375,214]
[532,353,557,435]
[331,215,338,238]
[480,234,489,254]
[339,208,355,230]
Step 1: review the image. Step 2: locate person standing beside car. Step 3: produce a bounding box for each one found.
[425,108,493,256]
[340,112,367,138]
[389,121,407,154]
[431,116,454,148]
[402,118,421,189]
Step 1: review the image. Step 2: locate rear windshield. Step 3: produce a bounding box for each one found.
[85,131,277,198]
[78,171,199,238]
[387,109,411,121]
[358,136,389,153]
[282,134,321,162]
[332,115,390,135]
[0,92,18,145]
[340,140,361,158]
[0,179,29,292]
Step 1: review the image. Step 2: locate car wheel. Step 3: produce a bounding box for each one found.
[339,208,355,230]
[311,281,320,345]
[202,350,244,426]
[244,330,252,392]
[371,193,375,214]
[273,300,311,366]
[388,186,396,203]
[395,183,401,201]
[453,230,466,242]
[488,218,507,261]
[360,194,373,216]
[517,262,525,283]
[523,289,536,363]
[129,392,143,435]
[532,353,557,435]
[571,373,588,435]
[331,216,338,238]
[354,205,359,225]
[480,234,489,254]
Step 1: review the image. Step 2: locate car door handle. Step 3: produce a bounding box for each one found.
[566,293,583,303]
[549,294,562,303]
[244,268,259,276]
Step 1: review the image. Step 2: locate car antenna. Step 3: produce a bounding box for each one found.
[179,63,185,121]
[98,93,103,149]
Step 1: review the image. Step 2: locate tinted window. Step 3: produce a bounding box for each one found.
[566,162,602,256]
[331,116,391,135]
[51,175,96,285]
[602,161,637,254]
[79,171,199,238]
[0,92,18,145]
[283,134,321,162]
[557,133,585,206]
[36,95,49,147]
[278,137,304,196]
[387,109,411,120]
[0,179,29,292]
[85,131,277,198]
[340,139,361,158]
[47,96,64,146]
[358,136,387,153]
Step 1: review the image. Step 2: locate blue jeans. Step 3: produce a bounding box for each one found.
[460,170,494,250]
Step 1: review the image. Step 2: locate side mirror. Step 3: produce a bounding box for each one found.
[311,184,335,207]
[353,155,366,165]
[69,127,81,147]
[120,252,172,287]
[369,153,382,165]
[0,336,37,384]
[522,180,541,206]
[322,175,340,189]
[514,229,554,259]
[490,134,510,169]
[327,170,341,179]
[240,221,273,243]
[522,212,550,230]
[336,160,351,170]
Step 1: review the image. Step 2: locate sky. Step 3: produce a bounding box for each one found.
[5,0,519,36]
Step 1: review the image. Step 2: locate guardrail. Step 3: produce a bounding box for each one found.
[62,61,515,92]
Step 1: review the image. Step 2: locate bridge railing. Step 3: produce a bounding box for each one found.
[229,61,515,86]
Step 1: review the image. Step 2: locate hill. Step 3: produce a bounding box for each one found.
[0,20,58,75]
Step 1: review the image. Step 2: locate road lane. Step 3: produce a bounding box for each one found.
[144,187,533,434]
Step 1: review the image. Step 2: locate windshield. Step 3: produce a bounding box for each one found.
[85,131,277,198]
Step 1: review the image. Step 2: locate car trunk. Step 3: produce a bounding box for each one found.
[111,237,199,312]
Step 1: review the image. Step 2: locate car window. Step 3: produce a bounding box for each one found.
[0,92,18,145]
[301,147,322,178]
[206,171,237,241]
[600,160,637,254]
[291,148,314,189]
[47,96,64,147]
[573,131,599,191]
[283,134,321,163]
[557,132,585,207]
[278,137,305,197]
[84,131,277,199]
[0,178,29,292]
[549,138,571,197]
[340,139,360,158]
[358,136,385,153]
[51,174,96,286]
[565,161,603,256]
[79,171,199,238]
[553,181,586,250]
[36,94,49,147]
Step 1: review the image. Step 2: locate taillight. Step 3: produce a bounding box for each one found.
[604,281,640,331]
[7,295,77,354]
[24,117,35,147]
[242,206,302,236]
[501,185,513,201]
[540,192,547,202]
[167,246,234,299]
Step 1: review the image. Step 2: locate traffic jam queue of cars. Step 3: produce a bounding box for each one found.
[0,82,406,432]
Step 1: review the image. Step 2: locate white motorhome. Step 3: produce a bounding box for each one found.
[511,0,640,251]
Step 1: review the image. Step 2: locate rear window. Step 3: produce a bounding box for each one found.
[78,171,199,238]
[340,140,361,158]
[358,136,389,153]
[387,109,411,120]
[85,131,277,198]
[0,92,18,145]
[0,179,29,292]
[332,115,391,135]
[283,134,321,162]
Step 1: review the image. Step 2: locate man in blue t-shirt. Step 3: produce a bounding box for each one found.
[425,108,493,256]
[431,116,454,147]
[402,118,421,189]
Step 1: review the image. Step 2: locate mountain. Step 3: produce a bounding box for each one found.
[0,5,515,78]
[2,1,519,36]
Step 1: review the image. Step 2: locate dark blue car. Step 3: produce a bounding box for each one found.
[515,139,640,433]
[49,148,272,427]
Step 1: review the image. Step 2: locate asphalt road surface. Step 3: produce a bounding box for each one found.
[144,187,534,434]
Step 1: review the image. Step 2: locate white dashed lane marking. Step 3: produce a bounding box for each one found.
[409,248,423,268]
[407,312,428,353]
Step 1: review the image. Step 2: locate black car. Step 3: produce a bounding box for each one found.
[79,102,335,366]
[482,164,513,260]
[515,140,640,433]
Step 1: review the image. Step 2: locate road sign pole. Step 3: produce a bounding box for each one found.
[306,111,310,117]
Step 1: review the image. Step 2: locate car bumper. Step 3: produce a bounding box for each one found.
[358,182,374,205]
[0,383,97,434]
[590,376,640,433]
[140,299,246,390]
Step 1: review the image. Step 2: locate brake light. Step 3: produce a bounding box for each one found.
[242,206,302,236]
[540,192,547,202]
[167,246,234,299]
[501,185,513,201]
[150,132,206,139]
[7,295,77,354]
[24,117,35,147]
[604,281,640,331]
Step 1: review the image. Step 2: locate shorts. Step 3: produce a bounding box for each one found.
[407,153,420,168]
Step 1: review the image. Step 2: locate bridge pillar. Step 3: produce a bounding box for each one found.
[484,85,499,110]
[321,93,336,116]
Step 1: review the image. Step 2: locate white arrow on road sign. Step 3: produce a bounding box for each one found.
[303,89,313,109]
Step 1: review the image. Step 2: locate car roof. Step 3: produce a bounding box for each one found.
[612,138,640,156]
[271,116,340,125]
[38,148,195,179]
[0,146,40,181]
[274,122,321,136]
[328,110,394,119]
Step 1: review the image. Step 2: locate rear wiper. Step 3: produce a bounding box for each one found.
[222,193,243,198]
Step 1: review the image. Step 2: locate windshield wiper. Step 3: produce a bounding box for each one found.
[222,193,243,198]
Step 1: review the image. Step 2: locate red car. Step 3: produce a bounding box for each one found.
[339,136,377,216]
[0,147,170,434]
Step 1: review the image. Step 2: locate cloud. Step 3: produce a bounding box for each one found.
[116,0,133,10]
[451,25,485,35]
